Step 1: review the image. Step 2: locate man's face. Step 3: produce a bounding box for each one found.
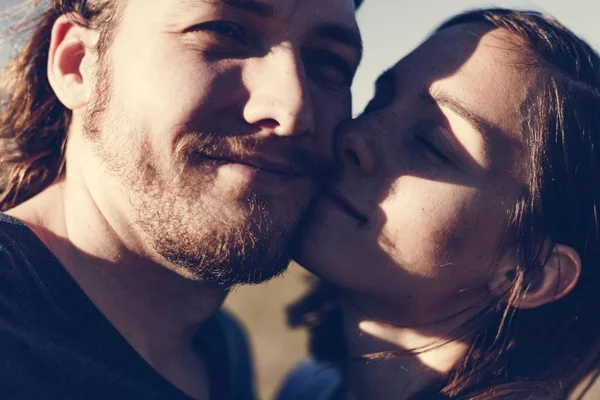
[82,0,360,285]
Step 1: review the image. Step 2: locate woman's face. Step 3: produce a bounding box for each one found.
[298,24,540,318]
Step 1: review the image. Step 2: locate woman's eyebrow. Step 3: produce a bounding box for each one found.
[422,88,502,141]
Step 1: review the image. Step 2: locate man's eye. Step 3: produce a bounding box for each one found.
[186,21,248,45]
[304,50,354,88]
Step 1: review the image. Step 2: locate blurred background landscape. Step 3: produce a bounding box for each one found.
[0,1,598,399]
[225,264,311,399]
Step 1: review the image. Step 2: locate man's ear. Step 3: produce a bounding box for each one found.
[489,243,581,309]
[47,14,99,111]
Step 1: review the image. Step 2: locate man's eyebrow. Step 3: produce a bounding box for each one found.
[214,0,275,18]
[423,88,500,137]
[313,23,363,61]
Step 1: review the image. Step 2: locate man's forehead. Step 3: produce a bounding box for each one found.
[131,0,361,60]
[199,0,275,18]
[166,0,357,23]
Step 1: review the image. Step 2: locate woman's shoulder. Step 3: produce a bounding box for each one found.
[276,358,343,400]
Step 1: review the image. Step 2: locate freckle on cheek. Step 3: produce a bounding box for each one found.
[432,221,466,259]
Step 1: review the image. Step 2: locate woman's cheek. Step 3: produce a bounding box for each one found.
[376,181,479,274]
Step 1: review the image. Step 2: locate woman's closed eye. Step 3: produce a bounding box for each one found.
[416,135,452,164]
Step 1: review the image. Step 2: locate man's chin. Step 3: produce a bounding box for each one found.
[185,249,292,287]
[157,218,295,287]
[138,185,306,286]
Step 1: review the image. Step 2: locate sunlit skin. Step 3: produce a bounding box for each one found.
[298,24,580,399]
[7,0,360,398]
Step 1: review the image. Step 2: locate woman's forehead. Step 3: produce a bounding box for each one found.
[391,24,536,138]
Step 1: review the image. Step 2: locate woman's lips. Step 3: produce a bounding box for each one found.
[323,189,368,225]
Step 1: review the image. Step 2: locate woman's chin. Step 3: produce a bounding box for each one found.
[292,213,375,291]
[293,236,359,292]
[292,236,326,276]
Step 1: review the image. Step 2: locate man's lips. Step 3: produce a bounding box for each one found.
[324,189,368,225]
[197,153,305,177]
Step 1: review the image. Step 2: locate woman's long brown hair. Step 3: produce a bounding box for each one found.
[289,9,600,400]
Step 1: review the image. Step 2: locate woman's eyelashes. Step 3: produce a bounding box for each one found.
[411,123,462,168]
[416,135,452,164]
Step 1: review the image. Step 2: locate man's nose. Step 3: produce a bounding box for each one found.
[335,119,377,175]
[243,46,315,137]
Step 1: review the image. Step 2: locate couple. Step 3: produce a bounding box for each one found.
[0,1,598,400]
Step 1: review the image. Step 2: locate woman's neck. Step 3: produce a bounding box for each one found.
[339,291,480,400]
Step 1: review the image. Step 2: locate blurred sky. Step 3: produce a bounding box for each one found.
[0,0,598,115]
[352,0,600,114]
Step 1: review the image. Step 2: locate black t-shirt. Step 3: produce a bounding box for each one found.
[0,214,255,400]
[277,358,451,400]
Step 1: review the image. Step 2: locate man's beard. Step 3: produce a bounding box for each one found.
[135,180,293,287]
[82,61,301,287]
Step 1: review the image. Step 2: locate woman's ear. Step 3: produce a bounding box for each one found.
[47,14,99,111]
[489,244,581,309]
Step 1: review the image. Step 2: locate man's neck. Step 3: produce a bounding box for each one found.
[339,291,476,400]
[7,177,227,398]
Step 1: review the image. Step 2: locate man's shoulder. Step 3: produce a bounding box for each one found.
[0,213,38,247]
[0,213,62,283]
[211,309,256,400]
[0,213,49,278]
[214,309,251,353]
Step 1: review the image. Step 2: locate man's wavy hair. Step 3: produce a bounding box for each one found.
[0,0,363,211]
[0,0,120,210]
[289,8,600,400]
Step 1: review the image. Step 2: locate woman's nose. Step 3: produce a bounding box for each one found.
[335,119,377,175]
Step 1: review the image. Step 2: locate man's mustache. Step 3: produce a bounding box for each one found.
[175,132,333,185]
